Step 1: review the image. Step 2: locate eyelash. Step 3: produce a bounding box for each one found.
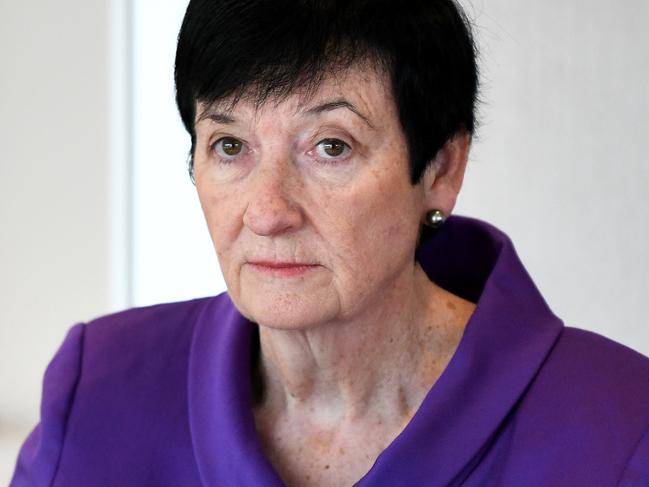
[208,137,353,165]
[312,138,352,165]
[210,137,245,163]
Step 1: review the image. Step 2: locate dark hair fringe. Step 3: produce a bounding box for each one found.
[175,0,479,184]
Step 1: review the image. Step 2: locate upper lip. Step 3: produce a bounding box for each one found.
[248,260,318,268]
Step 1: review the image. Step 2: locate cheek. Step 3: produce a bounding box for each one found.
[348,170,419,246]
[196,185,242,270]
[321,169,420,277]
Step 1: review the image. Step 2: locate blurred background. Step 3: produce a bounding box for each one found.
[1,0,648,482]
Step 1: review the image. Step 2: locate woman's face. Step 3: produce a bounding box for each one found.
[192,67,432,330]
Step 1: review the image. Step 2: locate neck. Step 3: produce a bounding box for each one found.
[253,263,474,425]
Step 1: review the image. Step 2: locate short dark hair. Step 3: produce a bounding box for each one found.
[175,0,478,184]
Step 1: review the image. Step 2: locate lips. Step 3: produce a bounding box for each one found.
[249,260,317,268]
[247,260,320,277]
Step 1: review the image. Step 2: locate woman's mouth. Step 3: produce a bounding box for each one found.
[247,261,320,278]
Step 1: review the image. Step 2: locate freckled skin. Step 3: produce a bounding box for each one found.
[192,66,475,487]
[193,68,424,331]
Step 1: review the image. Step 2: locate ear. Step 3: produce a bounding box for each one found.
[420,130,471,222]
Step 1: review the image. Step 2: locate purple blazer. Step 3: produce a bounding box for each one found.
[11,217,649,486]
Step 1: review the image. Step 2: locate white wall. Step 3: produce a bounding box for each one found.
[455,0,649,354]
[131,0,224,306]
[1,0,648,482]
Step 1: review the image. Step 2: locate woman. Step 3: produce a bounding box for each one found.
[11,0,649,486]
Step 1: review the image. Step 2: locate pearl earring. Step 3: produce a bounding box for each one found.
[425,209,446,228]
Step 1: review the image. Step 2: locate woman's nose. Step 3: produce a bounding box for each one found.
[242,164,304,237]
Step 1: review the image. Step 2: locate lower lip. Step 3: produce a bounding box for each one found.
[249,263,319,278]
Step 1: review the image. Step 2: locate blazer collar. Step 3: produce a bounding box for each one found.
[188,216,564,486]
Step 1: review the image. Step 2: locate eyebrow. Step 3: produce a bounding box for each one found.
[303,98,375,130]
[196,98,375,129]
[196,108,236,125]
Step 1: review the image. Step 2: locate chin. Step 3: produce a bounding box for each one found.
[239,290,335,331]
[232,267,338,330]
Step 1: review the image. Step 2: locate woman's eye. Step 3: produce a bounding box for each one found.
[213,137,243,158]
[316,138,349,159]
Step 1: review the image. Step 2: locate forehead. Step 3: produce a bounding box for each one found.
[194,64,396,125]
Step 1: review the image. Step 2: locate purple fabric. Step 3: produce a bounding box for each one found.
[11,216,649,486]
